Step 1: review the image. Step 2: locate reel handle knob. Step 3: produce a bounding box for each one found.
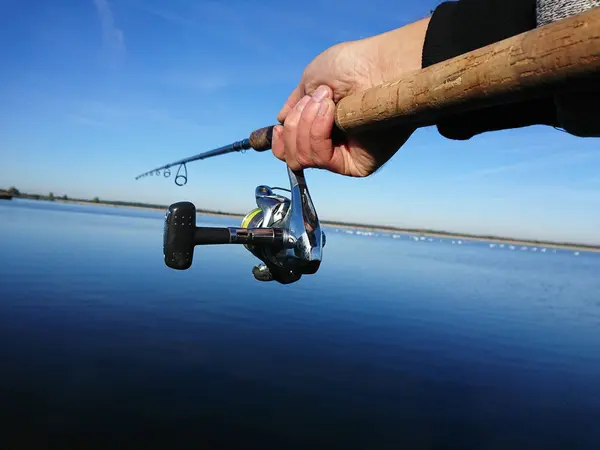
[163,201,197,270]
[163,202,236,270]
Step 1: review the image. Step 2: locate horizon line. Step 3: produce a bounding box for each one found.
[3,189,598,251]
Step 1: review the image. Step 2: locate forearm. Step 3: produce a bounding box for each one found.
[420,0,559,139]
[422,0,537,68]
[350,1,554,138]
[422,0,600,139]
[538,0,600,137]
[355,0,537,80]
[345,0,598,139]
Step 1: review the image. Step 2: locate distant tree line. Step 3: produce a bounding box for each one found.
[2,186,240,216]
[3,185,598,250]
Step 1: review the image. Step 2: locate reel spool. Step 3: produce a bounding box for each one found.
[163,168,325,284]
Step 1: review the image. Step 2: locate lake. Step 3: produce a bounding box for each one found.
[1,199,599,449]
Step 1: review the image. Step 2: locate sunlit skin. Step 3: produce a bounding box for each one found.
[271,17,431,177]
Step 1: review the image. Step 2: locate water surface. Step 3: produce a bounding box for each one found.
[1,199,599,449]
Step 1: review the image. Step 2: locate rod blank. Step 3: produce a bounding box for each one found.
[134,139,252,180]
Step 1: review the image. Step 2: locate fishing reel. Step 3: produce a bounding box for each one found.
[163,167,325,284]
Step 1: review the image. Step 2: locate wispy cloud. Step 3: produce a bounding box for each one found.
[456,150,600,180]
[139,4,193,25]
[69,100,225,131]
[93,0,126,64]
[161,67,298,93]
[163,73,230,92]
[67,114,107,127]
[135,1,352,52]
[133,1,273,55]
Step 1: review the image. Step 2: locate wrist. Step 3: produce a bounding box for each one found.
[360,16,431,85]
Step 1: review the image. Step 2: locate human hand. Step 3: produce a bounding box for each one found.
[271,19,429,177]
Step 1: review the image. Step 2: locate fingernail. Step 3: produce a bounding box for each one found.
[312,85,329,102]
[295,95,311,111]
[318,99,330,116]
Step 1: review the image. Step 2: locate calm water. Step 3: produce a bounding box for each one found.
[1,199,599,449]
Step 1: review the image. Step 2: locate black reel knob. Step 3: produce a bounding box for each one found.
[163,201,197,270]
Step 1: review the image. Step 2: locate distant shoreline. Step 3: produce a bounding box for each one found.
[322,223,599,253]
[7,195,600,253]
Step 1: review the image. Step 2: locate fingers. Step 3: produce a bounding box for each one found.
[297,93,335,170]
[273,84,305,163]
[282,95,313,171]
[271,124,286,162]
[271,94,311,167]
[272,84,336,172]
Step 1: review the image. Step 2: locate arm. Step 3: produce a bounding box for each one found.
[421,0,558,140]
[537,0,600,26]
[537,0,600,137]
[420,0,600,139]
[271,0,599,177]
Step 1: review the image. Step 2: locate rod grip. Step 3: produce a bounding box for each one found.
[194,227,232,245]
[249,126,274,151]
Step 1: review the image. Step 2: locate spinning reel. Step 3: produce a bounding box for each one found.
[162,167,325,284]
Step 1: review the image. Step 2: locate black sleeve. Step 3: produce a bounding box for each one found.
[421,0,560,140]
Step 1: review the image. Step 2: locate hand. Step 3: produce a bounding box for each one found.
[271,18,429,177]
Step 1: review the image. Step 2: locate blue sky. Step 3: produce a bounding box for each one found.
[1,0,599,245]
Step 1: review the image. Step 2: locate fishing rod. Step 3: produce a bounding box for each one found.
[137,8,600,284]
[134,127,274,186]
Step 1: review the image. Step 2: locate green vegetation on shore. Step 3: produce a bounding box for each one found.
[4,186,599,251]
[4,187,242,217]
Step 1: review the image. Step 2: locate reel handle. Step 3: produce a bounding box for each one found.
[163,201,286,270]
[194,227,232,245]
